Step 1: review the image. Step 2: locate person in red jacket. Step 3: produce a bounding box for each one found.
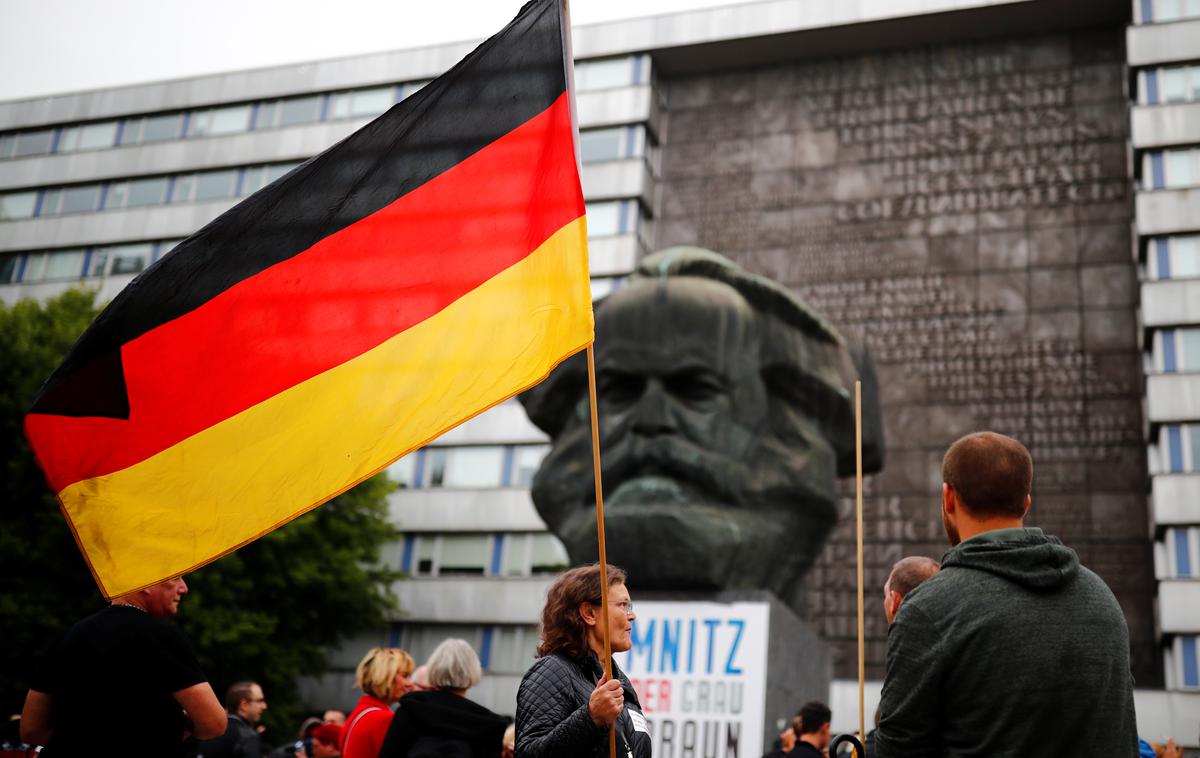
[340,647,415,758]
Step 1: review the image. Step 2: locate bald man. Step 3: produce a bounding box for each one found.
[882,556,940,625]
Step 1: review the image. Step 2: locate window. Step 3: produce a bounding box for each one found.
[58,121,119,152]
[1148,235,1200,279]
[576,56,646,90]
[88,243,152,278]
[438,534,491,575]
[1143,0,1200,22]
[174,168,239,203]
[1157,424,1200,472]
[0,190,37,220]
[579,125,646,164]
[426,446,507,488]
[1166,528,1200,578]
[586,200,638,237]
[39,184,103,216]
[510,445,549,488]
[187,105,252,137]
[21,249,86,282]
[1144,148,1200,189]
[120,112,185,144]
[106,177,169,209]
[499,533,570,576]
[1156,328,1200,371]
[388,454,418,488]
[329,87,395,119]
[0,255,17,283]
[1173,635,1199,690]
[11,128,56,158]
[485,625,539,673]
[256,95,324,129]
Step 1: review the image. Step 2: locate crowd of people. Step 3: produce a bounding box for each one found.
[13,431,1194,757]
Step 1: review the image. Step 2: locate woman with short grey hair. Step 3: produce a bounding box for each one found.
[378,639,509,758]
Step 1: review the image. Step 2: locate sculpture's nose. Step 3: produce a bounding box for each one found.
[630,378,675,437]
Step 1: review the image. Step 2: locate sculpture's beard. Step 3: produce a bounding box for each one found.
[532,434,837,599]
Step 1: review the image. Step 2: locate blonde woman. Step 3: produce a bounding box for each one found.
[340,647,415,758]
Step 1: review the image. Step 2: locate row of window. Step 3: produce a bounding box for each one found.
[1165,527,1200,579]
[396,532,569,578]
[0,161,301,221]
[1152,328,1200,373]
[1147,235,1200,280]
[0,129,650,223]
[1140,65,1200,105]
[1154,424,1200,473]
[0,250,624,307]
[388,445,547,490]
[1142,147,1200,190]
[0,55,651,161]
[0,239,187,285]
[1137,0,1200,23]
[389,623,538,677]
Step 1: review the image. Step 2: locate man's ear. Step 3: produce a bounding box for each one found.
[1021,493,1031,517]
[942,482,955,515]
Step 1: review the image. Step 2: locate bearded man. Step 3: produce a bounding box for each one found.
[521,247,881,610]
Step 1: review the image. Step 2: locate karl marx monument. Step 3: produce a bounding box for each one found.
[520,247,883,615]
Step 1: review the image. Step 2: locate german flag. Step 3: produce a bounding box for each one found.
[24,0,592,599]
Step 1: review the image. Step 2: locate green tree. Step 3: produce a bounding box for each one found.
[0,290,400,741]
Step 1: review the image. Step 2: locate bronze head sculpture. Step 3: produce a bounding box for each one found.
[520,247,883,610]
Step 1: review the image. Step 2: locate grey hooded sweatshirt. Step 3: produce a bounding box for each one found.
[875,527,1138,758]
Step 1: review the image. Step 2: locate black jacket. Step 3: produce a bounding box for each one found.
[515,653,651,758]
[191,714,261,758]
[876,527,1138,758]
[378,689,508,758]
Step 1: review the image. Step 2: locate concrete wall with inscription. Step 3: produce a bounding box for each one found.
[653,29,1158,684]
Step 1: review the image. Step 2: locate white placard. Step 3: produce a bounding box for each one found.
[613,601,770,758]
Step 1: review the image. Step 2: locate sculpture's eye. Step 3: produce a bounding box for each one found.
[597,371,645,408]
[664,369,726,407]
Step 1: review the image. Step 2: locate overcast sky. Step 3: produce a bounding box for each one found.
[0,0,764,101]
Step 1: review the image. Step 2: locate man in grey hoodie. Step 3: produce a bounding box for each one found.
[875,432,1138,758]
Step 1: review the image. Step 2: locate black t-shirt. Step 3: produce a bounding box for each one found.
[32,605,208,757]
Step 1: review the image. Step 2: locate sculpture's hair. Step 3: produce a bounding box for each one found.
[536,563,627,659]
[354,647,414,700]
[797,701,831,735]
[885,556,940,599]
[425,638,483,690]
[224,681,259,714]
[943,431,1032,519]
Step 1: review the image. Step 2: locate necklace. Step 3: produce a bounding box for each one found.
[112,602,147,613]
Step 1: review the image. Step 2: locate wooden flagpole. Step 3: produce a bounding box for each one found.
[587,345,616,758]
[855,381,866,754]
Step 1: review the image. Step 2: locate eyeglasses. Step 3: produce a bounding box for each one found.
[614,601,634,617]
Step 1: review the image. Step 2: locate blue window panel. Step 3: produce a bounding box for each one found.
[15,254,28,283]
[113,120,126,145]
[633,54,646,85]
[49,127,63,154]
[31,189,45,218]
[1175,530,1193,576]
[319,94,332,122]
[1163,329,1179,372]
[1168,426,1184,472]
[180,112,192,138]
[500,446,515,487]
[81,249,93,277]
[1145,70,1160,104]
[1140,0,1154,23]
[389,623,404,648]
[401,535,416,573]
[248,103,261,130]
[479,626,494,670]
[413,448,428,488]
[619,200,632,235]
[490,535,505,576]
[234,168,246,197]
[1156,238,1171,279]
[1183,636,1199,688]
[1151,152,1166,189]
[164,176,176,204]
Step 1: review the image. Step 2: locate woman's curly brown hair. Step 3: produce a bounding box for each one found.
[536,563,627,659]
